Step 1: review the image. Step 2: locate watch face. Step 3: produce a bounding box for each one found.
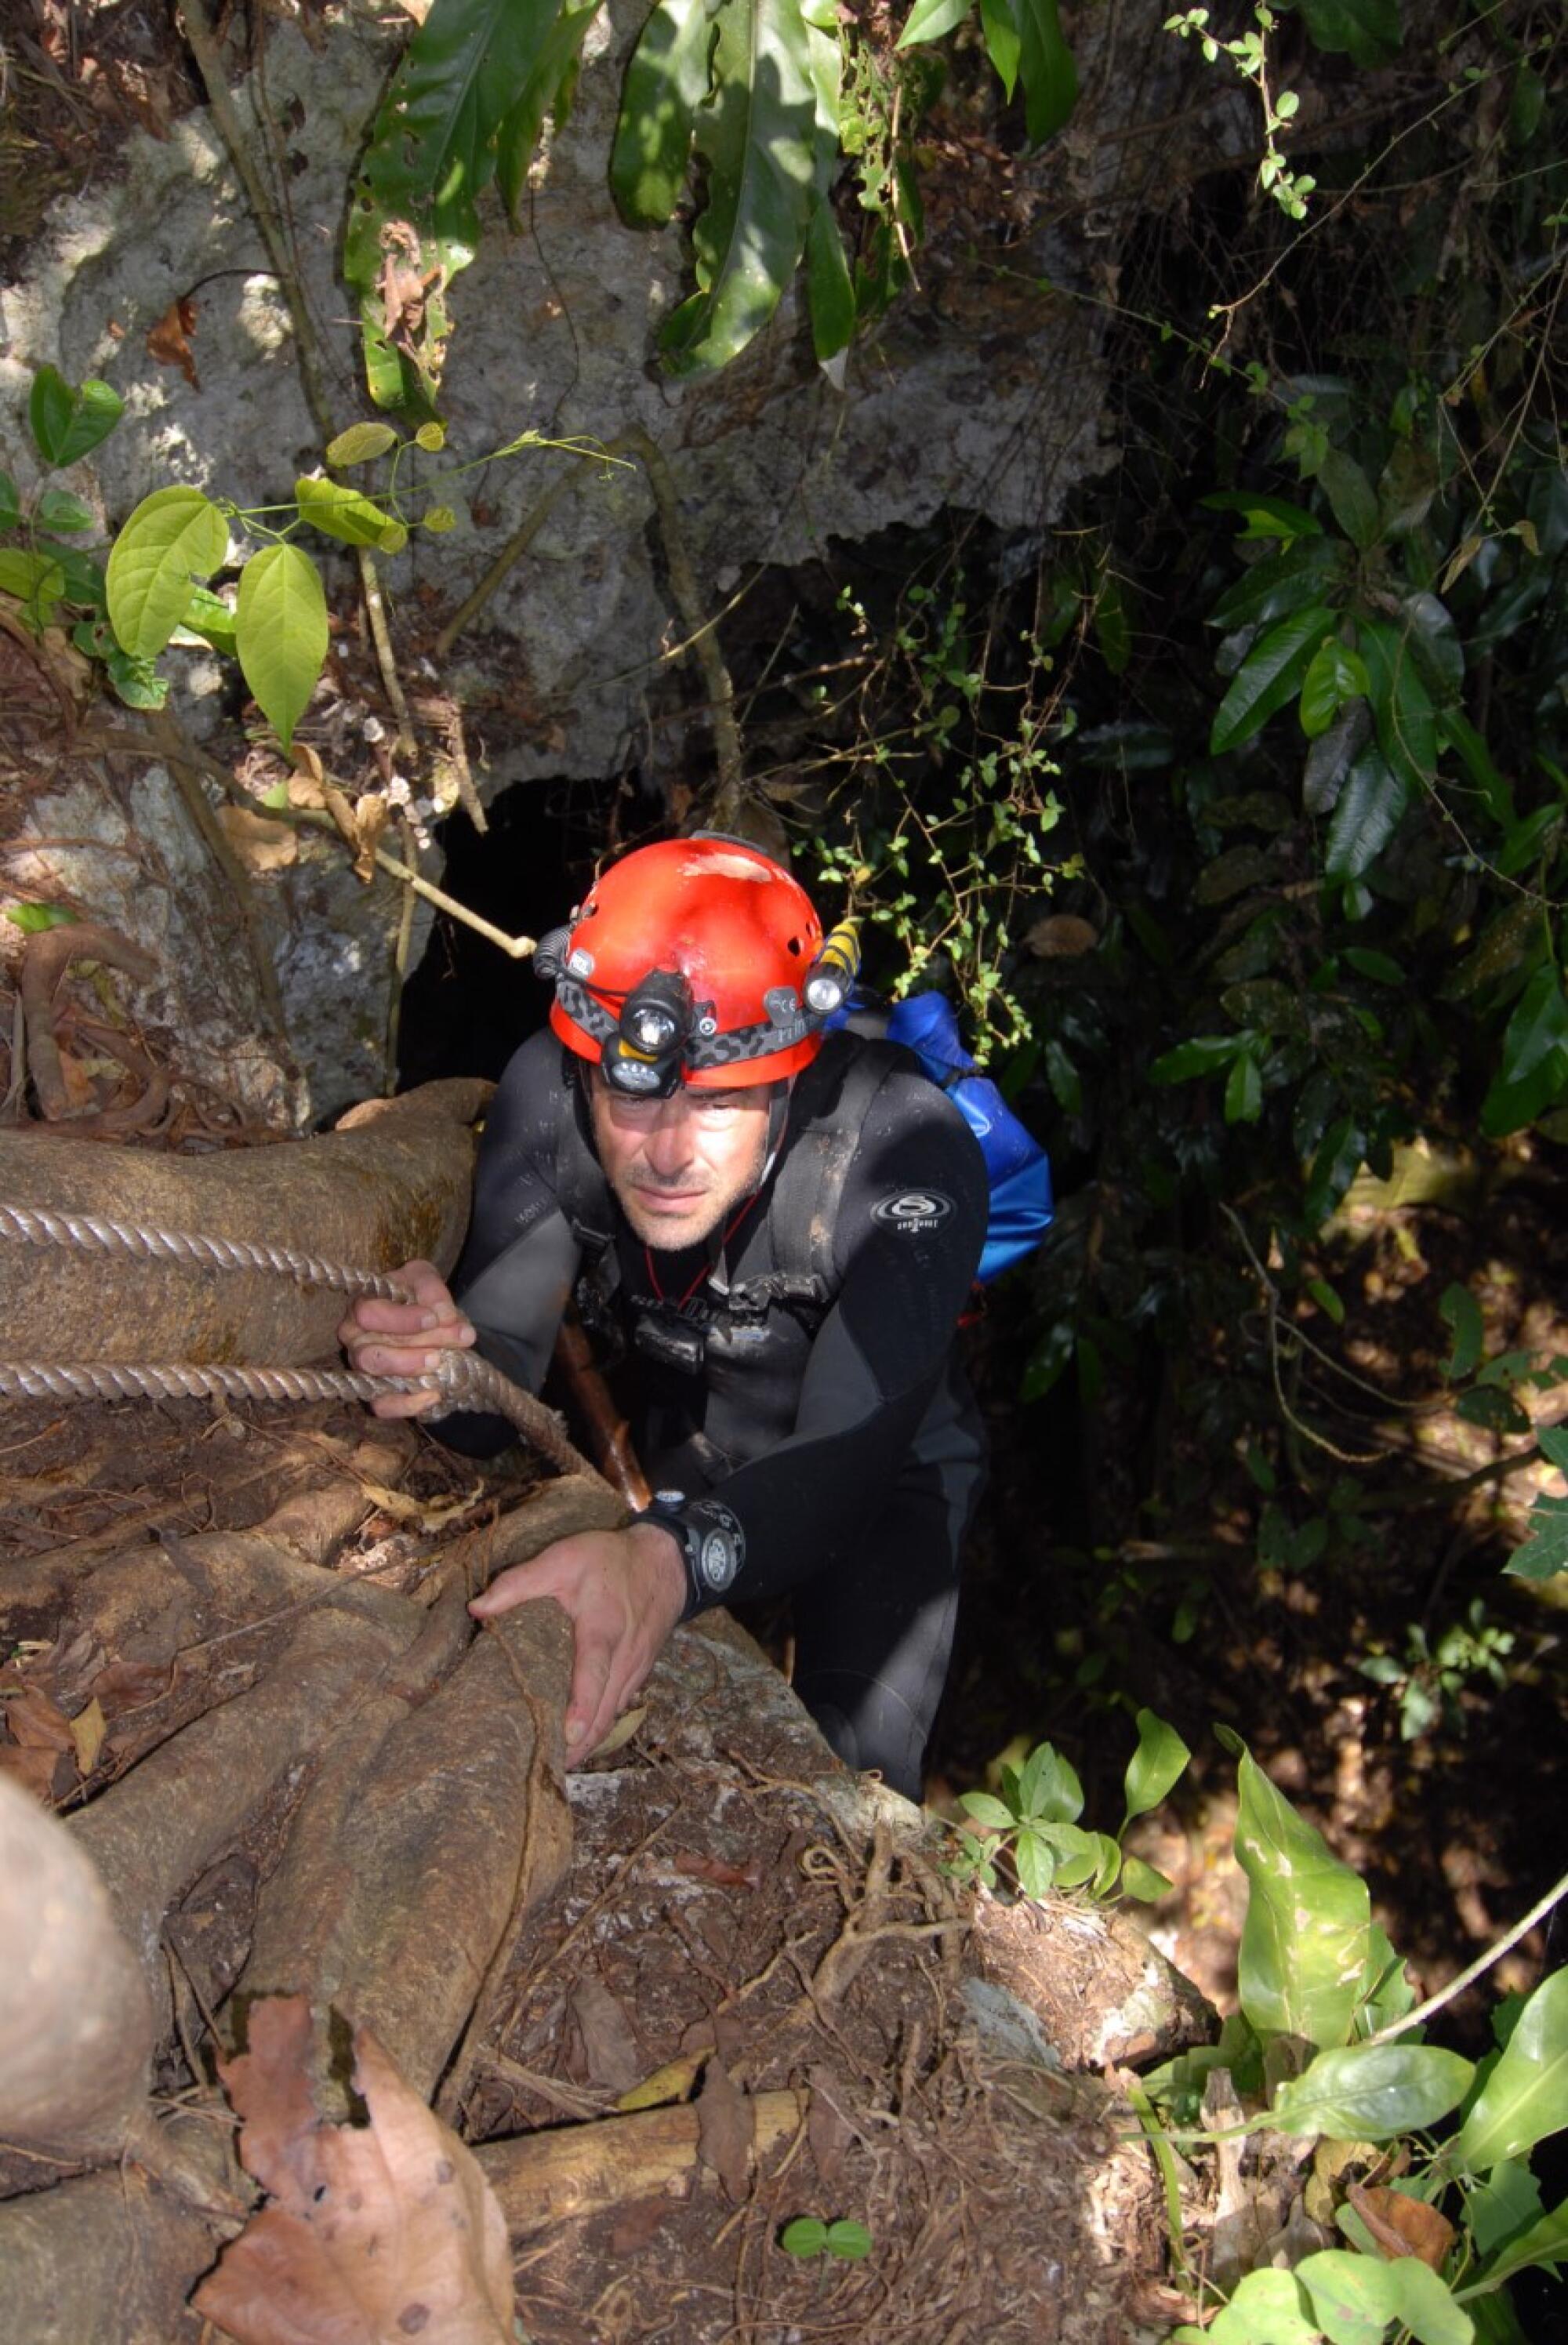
[699,1527,738,1592]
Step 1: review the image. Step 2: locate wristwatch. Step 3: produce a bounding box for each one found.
[641,1489,746,1616]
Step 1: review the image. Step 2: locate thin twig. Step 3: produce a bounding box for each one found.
[1360,1867,1568,2048]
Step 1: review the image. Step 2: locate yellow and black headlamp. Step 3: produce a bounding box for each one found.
[601,969,694,1098]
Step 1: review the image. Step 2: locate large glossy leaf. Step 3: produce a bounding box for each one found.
[497,2,601,217]
[611,0,716,224]
[1211,536,1345,631]
[978,0,1022,98]
[1226,1732,1371,2046]
[1305,700,1372,815]
[1210,604,1332,754]
[235,544,328,753]
[805,201,856,372]
[347,0,576,405]
[295,475,404,552]
[105,486,228,659]
[1323,742,1409,880]
[660,0,838,378]
[1271,2042,1473,2141]
[1358,615,1437,792]
[1479,964,1568,1138]
[1317,448,1381,550]
[1017,0,1077,145]
[897,0,973,42]
[1399,591,1464,705]
[1454,1969,1568,2174]
[1297,0,1403,70]
[1299,637,1369,739]
[1172,2267,1319,2345]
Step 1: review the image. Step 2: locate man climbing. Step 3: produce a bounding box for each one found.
[340,835,988,1800]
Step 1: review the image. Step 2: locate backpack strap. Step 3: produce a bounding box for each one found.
[723,1033,905,1320]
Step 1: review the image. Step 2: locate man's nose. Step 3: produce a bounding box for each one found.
[642,1099,698,1177]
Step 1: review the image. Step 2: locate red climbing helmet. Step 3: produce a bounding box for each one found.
[541,835,829,1093]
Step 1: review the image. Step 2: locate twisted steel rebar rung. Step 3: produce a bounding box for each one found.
[0,1200,412,1301]
[0,1350,597,1482]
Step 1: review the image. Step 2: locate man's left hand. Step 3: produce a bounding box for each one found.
[468,1523,687,1759]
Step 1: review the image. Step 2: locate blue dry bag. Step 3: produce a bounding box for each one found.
[884,993,1054,1283]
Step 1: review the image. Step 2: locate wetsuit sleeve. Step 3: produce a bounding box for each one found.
[670,1066,987,1613]
[431,1029,583,1457]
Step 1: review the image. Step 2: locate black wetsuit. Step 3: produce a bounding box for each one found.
[436,1027,989,1797]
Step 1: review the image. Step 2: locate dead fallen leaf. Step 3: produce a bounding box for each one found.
[89,1656,174,1720]
[68,1696,107,1777]
[568,1977,642,2094]
[2,1686,76,1751]
[588,1704,646,1759]
[1348,2183,1457,2271]
[672,1850,764,1890]
[350,793,389,884]
[195,1994,512,2345]
[615,2053,706,2114]
[217,804,299,873]
[147,296,200,390]
[695,2056,753,2204]
[357,1479,483,1534]
[1025,913,1100,958]
[610,2198,672,2254]
[0,1744,70,1801]
[807,2065,856,2194]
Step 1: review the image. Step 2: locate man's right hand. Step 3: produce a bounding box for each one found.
[337,1258,477,1418]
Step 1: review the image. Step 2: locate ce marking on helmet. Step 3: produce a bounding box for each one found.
[873,1189,956,1235]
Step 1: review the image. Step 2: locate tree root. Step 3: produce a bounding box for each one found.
[474,2090,808,2234]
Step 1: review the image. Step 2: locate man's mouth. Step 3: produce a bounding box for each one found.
[630,1185,710,1211]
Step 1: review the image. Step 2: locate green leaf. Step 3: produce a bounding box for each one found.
[1177,2267,1319,2345]
[1377,441,1439,537]
[1014,1826,1057,1898]
[1358,616,1437,793]
[1204,490,1324,543]
[1305,701,1373,815]
[780,2216,829,2256]
[1317,448,1381,550]
[28,367,124,469]
[1210,536,1343,630]
[805,201,856,369]
[1505,1493,1568,1583]
[825,2218,873,2260]
[1303,1114,1363,1226]
[897,0,972,43]
[104,645,170,710]
[496,1,601,218]
[325,423,400,466]
[1341,949,1403,985]
[1303,2249,1472,2345]
[1044,1036,1081,1114]
[51,547,107,611]
[1454,1969,1568,2174]
[1120,1857,1173,1902]
[1399,593,1463,706]
[0,547,65,622]
[1295,0,1403,71]
[1016,0,1077,146]
[295,474,404,552]
[1438,710,1512,826]
[1150,1034,1243,1083]
[1123,1710,1192,1825]
[172,584,239,656]
[959,1790,1014,1829]
[1272,2042,1474,2142]
[1299,639,1369,739]
[104,487,228,659]
[2,902,74,933]
[1480,964,1568,1138]
[659,0,839,378]
[1465,2197,1568,2295]
[1093,568,1131,676]
[0,471,18,532]
[34,487,95,534]
[1225,1047,1264,1123]
[1324,743,1408,882]
[978,0,1022,98]
[1210,605,1334,754]
[1439,1284,1484,1381]
[1195,844,1279,904]
[234,543,328,753]
[1466,2160,1545,2260]
[1018,1741,1084,1823]
[1229,1737,1371,2047]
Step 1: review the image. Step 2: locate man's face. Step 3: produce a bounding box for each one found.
[586,1070,775,1251]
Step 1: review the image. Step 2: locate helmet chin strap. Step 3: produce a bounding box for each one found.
[758,1076,794,1189]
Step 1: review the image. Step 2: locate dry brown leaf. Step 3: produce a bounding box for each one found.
[615,2053,706,2113]
[672,1850,763,1890]
[68,1695,107,1777]
[358,1479,482,1533]
[2,1686,76,1751]
[217,804,299,873]
[350,793,390,884]
[695,2056,753,2203]
[1025,913,1100,958]
[807,2065,855,2194]
[610,2198,671,2254]
[1348,2183,1457,2271]
[147,296,200,389]
[568,1977,642,2093]
[0,1744,69,1800]
[195,1994,512,2345]
[89,1656,173,1720]
[588,1704,647,1759]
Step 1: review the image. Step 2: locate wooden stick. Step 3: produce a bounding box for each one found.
[474,2090,807,2231]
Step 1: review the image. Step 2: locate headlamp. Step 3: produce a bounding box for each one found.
[621,969,693,1058]
[804,919,862,1018]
